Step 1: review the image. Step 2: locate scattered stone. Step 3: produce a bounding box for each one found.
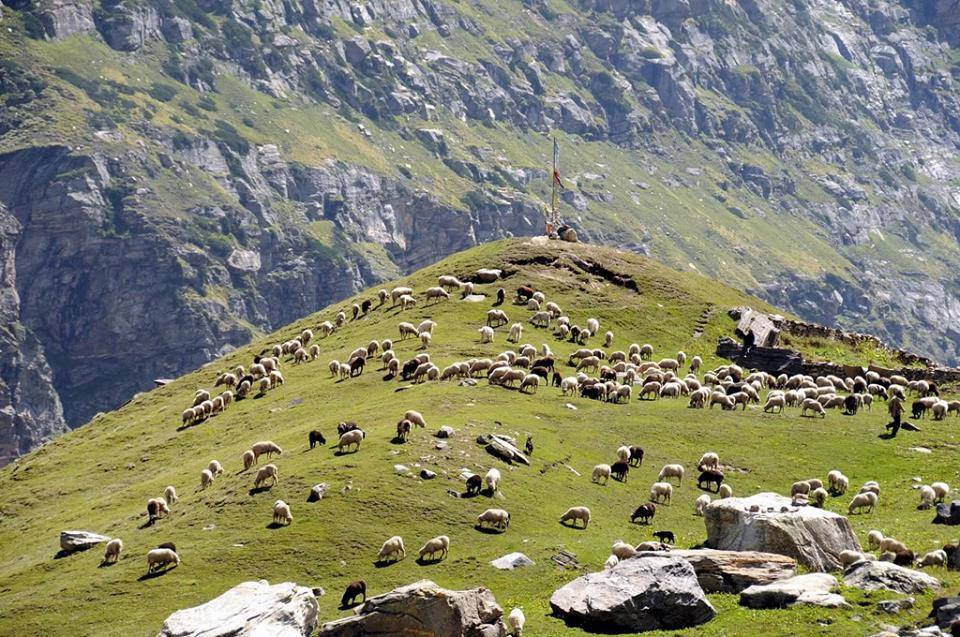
[312,587,326,598]
[705,492,861,571]
[550,555,716,631]
[740,573,849,609]
[909,447,933,454]
[461,294,485,302]
[393,464,409,474]
[203,524,216,531]
[931,596,960,630]
[227,249,261,273]
[844,560,941,594]
[436,426,455,438]
[59,530,110,553]
[491,552,535,570]
[307,484,327,502]
[458,378,477,387]
[878,597,915,614]
[435,442,448,450]
[933,501,960,525]
[420,469,436,480]
[565,403,577,410]
[483,434,529,465]
[635,549,796,593]
[316,580,506,636]
[551,550,579,569]
[157,580,318,637]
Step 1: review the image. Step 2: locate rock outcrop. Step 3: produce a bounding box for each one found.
[549,555,716,632]
[844,560,942,594]
[157,580,318,637]
[740,573,849,609]
[59,530,110,553]
[704,492,861,571]
[316,580,506,636]
[636,549,796,593]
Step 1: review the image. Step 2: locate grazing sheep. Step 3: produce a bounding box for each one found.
[919,485,936,509]
[880,537,909,554]
[146,548,180,573]
[650,482,673,504]
[791,481,811,497]
[486,309,509,327]
[378,536,406,562]
[801,398,826,418]
[508,323,523,343]
[506,608,525,637]
[341,580,367,608]
[718,484,733,498]
[810,487,828,508]
[479,326,495,344]
[396,419,411,442]
[273,500,293,525]
[102,538,123,564]
[932,482,950,503]
[860,480,881,496]
[611,540,637,559]
[206,460,223,477]
[615,446,631,463]
[918,549,947,568]
[390,286,413,306]
[476,508,511,531]
[253,464,279,488]
[425,287,451,304]
[763,394,786,413]
[419,332,432,348]
[519,374,540,394]
[695,494,711,516]
[631,502,656,524]
[839,550,867,568]
[848,491,878,514]
[603,331,614,348]
[163,486,178,506]
[559,506,591,528]
[611,461,630,482]
[698,452,720,471]
[697,470,724,492]
[200,469,214,490]
[689,356,702,373]
[251,441,282,463]
[402,410,426,428]
[867,530,884,549]
[658,464,685,486]
[592,464,612,485]
[242,449,255,471]
[628,446,644,467]
[338,429,365,453]
[485,468,501,494]
[418,535,449,561]
[465,474,483,495]
[309,431,326,449]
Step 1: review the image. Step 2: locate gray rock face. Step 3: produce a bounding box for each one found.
[844,560,942,594]
[704,492,861,571]
[549,555,716,632]
[877,597,915,614]
[157,580,318,637]
[636,549,796,593]
[316,579,506,636]
[59,530,110,553]
[490,552,535,570]
[932,596,960,630]
[740,573,849,609]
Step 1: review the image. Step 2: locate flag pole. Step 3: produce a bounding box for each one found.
[549,137,558,235]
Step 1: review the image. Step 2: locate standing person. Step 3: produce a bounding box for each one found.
[885,396,904,437]
[741,329,755,357]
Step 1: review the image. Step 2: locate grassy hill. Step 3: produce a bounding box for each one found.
[0,238,957,636]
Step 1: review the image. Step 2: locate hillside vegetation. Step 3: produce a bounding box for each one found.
[0,239,958,636]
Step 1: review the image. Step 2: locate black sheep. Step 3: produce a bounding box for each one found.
[628,446,644,467]
[697,470,724,493]
[349,356,365,377]
[569,326,581,343]
[341,579,366,608]
[631,503,656,524]
[580,384,602,400]
[351,305,359,320]
[337,421,360,436]
[611,461,630,482]
[531,356,555,371]
[400,359,420,381]
[146,500,161,525]
[361,299,372,314]
[516,285,535,302]
[653,530,675,544]
[853,379,867,393]
[495,288,505,305]
[524,435,534,456]
[465,474,483,495]
[530,366,549,379]
[844,394,859,415]
[912,401,927,419]
[551,372,562,387]
[309,430,326,449]
[157,542,177,553]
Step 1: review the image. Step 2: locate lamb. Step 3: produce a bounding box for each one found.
[101,538,123,565]
[163,486,178,506]
[479,326,495,344]
[328,360,340,377]
[378,536,406,562]
[650,482,673,504]
[418,535,449,561]
[839,550,867,568]
[253,463,279,488]
[485,468,501,494]
[341,579,367,608]
[146,548,180,573]
[604,555,620,570]
[848,491,878,514]
[309,431,326,449]
[918,549,947,568]
[694,494,711,516]
[476,508,511,531]
[559,506,591,528]
[592,464,611,485]
[200,469,214,490]
[611,540,637,559]
[273,500,293,525]
[718,484,733,498]
[251,441,282,462]
[919,485,936,509]
[507,608,525,637]
[337,429,365,453]
[508,323,523,343]
[242,449,255,470]
[658,464,685,486]
[867,530,884,549]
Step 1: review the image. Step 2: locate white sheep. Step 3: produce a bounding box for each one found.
[390,286,413,306]
[438,275,463,290]
[163,486,178,506]
[476,508,511,531]
[867,530,884,549]
[102,538,123,564]
[425,287,451,304]
[273,500,292,525]
[611,540,637,559]
[880,537,908,554]
[848,491,878,514]
[658,464,685,486]
[650,482,673,504]
[207,460,223,477]
[592,464,611,485]
[485,468,501,493]
[378,536,406,562]
[419,332,432,348]
[810,487,828,508]
[697,452,719,471]
[694,494,711,516]
[689,356,702,373]
[839,550,867,568]
[559,506,591,528]
[919,485,937,509]
[616,446,631,462]
[338,429,365,453]
[507,323,523,343]
[932,482,950,502]
[418,535,449,561]
[518,374,540,394]
[251,441,282,462]
[918,549,947,568]
[146,548,180,573]
[479,326,495,344]
[586,318,600,334]
[718,484,733,499]
[507,608,525,637]
[603,331,614,348]
[253,463,279,488]
[801,398,826,418]
[242,449,255,471]
[860,480,881,496]
[200,468,214,490]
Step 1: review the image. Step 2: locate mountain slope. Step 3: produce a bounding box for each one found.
[1,0,960,460]
[0,239,956,636]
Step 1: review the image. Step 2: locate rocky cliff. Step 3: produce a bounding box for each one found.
[0,0,958,460]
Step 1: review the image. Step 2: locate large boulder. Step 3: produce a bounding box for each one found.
[636,549,796,593]
[931,596,960,630]
[157,580,318,637]
[317,580,506,636]
[844,560,942,594]
[704,492,861,571]
[59,530,110,553]
[740,573,849,609]
[549,554,716,632]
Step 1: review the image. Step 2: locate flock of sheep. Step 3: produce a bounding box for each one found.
[88,267,956,633]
